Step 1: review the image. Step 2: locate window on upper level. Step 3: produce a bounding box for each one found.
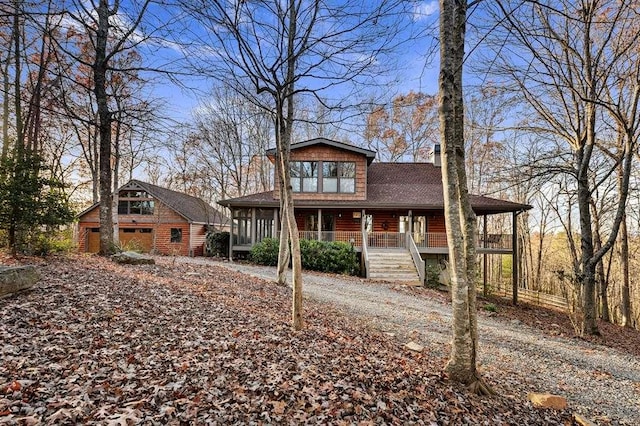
[291,160,356,193]
[322,161,355,193]
[118,190,154,215]
[291,161,318,192]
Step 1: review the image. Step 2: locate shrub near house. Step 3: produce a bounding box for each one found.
[250,238,359,275]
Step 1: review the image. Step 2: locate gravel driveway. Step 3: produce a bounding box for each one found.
[160,257,640,425]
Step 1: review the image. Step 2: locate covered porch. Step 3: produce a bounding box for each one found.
[227,206,516,256]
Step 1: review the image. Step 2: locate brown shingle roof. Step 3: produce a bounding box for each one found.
[219,163,531,214]
[130,180,228,224]
[78,180,229,224]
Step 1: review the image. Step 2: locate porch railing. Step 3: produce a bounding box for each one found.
[294,231,513,251]
[367,232,406,248]
[361,230,370,278]
[412,232,448,249]
[298,231,362,247]
[406,233,425,284]
[478,233,513,250]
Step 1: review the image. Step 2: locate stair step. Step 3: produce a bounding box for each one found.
[366,248,421,284]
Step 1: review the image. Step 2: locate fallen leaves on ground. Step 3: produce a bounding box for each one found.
[1,254,572,424]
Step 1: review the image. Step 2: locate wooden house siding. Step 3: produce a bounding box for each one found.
[77,199,195,256]
[427,215,446,233]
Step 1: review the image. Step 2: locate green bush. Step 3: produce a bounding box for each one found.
[483,303,498,313]
[250,237,280,266]
[205,231,230,257]
[250,238,358,275]
[425,265,441,289]
[23,227,76,256]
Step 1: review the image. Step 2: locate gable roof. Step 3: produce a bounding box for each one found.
[78,180,228,224]
[218,162,531,214]
[266,137,377,165]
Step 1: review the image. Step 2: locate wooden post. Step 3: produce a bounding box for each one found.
[408,209,413,234]
[251,208,257,245]
[317,208,322,241]
[229,208,234,260]
[512,211,518,305]
[483,214,488,297]
[273,208,278,239]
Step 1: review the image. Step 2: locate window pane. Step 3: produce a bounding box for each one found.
[129,201,142,214]
[340,178,355,193]
[290,162,301,178]
[302,177,317,192]
[140,200,154,215]
[171,228,182,243]
[323,162,337,177]
[291,179,301,192]
[302,161,318,177]
[118,200,128,214]
[323,178,338,192]
[341,162,356,178]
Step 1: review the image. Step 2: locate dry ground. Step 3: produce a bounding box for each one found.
[0,253,611,424]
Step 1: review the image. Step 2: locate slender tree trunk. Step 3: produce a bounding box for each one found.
[276,154,290,285]
[2,56,10,163]
[592,217,609,322]
[619,188,631,327]
[284,0,303,330]
[439,0,490,394]
[95,1,114,255]
[9,0,23,255]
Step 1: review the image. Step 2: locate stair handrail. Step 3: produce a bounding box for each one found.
[406,232,425,285]
[362,230,370,278]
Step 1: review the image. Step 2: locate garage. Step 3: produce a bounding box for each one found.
[85,228,154,253]
[118,228,154,252]
[86,228,101,253]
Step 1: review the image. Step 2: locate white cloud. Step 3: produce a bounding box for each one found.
[413,1,438,21]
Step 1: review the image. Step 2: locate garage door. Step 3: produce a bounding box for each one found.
[119,228,154,252]
[86,228,100,253]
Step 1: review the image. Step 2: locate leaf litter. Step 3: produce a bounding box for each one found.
[0,254,573,424]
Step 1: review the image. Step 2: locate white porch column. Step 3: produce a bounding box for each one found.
[317,209,322,240]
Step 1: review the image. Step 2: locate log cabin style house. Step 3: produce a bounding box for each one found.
[77,180,228,256]
[218,138,531,285]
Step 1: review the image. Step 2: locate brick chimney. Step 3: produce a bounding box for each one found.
[431,144,441,167]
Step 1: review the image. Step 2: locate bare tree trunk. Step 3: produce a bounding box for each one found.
[620,195,631,328]
[2,52,11,163]
[439,0,491,394]
[592,218,609,322]
[95,0,114,255]
[276,153,290,285]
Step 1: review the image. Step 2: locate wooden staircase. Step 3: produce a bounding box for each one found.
[367,249,422,286]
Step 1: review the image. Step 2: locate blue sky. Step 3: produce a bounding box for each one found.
[130,0,442,124]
